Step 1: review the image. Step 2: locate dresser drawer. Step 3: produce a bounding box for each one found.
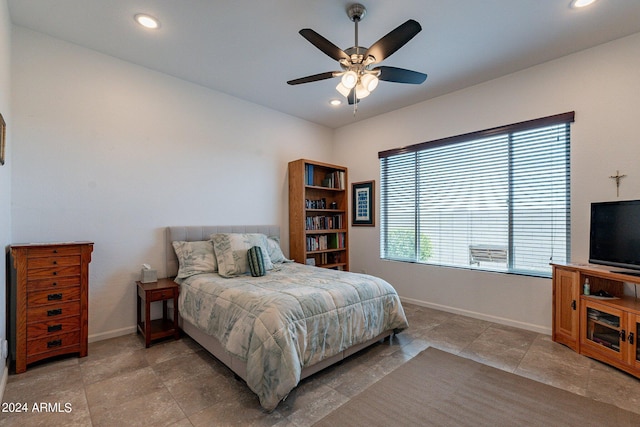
[27,265,81,280]
[149,288,176,302]
[27,301,80,324]
[27,316,81,339]
[27,331,81,356]
[28,287,81,307]
[26,245,83,258]
[26,276,80,292]
[28,255,81,269]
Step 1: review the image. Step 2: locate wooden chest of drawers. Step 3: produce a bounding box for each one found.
[9,242,93,373]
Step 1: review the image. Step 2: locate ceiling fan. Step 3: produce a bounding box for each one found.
[287,3,427,105]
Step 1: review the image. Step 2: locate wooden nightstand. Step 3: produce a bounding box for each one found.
[136,278,180,348]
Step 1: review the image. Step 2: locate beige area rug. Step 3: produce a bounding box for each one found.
[314,347,640,427]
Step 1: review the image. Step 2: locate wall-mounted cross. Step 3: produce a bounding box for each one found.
[609,170,627,197]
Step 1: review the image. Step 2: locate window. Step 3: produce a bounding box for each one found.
[379,112,574,277]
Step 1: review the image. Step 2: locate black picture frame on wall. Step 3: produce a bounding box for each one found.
[352,180,375,226]
[0,113,5,166]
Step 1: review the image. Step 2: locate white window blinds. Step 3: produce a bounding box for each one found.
[379,112,573,277]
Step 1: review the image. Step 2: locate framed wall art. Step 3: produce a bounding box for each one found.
[0,113,5,165]
[352,180,375,226]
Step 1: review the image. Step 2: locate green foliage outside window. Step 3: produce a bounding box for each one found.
[386,229,432,262]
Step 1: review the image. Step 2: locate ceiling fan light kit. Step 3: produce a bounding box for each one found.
[341,70,358,89]
[361,73,379,92]
[355,83,370,99]
[336,82,351,98]
[287,3,427,110]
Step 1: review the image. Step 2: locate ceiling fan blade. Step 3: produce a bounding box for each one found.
[299,29,350,62]
[364,19,422,64]
[287,71,338,85]
[375,66,427,84]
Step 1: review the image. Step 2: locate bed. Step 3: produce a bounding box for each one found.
[165,225,408,411]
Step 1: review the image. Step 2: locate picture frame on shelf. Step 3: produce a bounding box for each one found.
[352,180,375,226]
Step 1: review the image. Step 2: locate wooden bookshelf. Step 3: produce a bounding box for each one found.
[288,159,349,271]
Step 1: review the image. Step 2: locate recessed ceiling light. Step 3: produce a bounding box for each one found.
[570,0,598,8]
[134,14,160,29]
[329,99,342,106]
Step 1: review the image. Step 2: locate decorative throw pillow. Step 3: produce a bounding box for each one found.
[172,240,217,283]
[247,246,266,277]
[266,236,291,264]
[210,233,274,277]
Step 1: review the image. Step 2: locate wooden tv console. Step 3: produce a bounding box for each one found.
[552,263,640,378]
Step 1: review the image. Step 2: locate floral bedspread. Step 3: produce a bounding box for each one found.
[178,262,408,410]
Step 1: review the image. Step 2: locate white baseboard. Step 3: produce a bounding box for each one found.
[88,326,137,343]
[400,296,551,335]
[88,299,552,345]
[0,365,7,404]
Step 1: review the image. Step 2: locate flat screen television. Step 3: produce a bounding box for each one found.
[589,199,640,273]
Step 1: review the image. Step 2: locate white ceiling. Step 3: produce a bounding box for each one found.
[8,1,640,129]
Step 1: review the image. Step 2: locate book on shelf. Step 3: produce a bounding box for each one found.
[305,214,343,231]
[306,235,328,251]
[305,164,314,186]
[313,252,342,267]
[326,233,346,249]
[304,163,345,189]
[305,233,345,251]
[305,198,327,209]
[321,170,345,190]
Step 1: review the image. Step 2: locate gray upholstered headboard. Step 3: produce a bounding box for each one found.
[165,225,281,278]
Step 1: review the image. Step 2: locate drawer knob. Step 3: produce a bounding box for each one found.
[52,272,58,276]
[47,339,62,348]
[47,293,63,301]
[48,324,62,333]
[47,308,62,317]
[53,261,58,265]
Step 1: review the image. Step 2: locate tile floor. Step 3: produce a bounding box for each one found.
[2,303,640,426]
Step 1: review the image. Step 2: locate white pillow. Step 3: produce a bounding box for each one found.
[210,233,274,277]
[266,236,291,263]
[172,240,217,283]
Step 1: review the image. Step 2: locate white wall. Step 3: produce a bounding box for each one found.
[11,27,334,341]
[0,0,10,397]
[336,32,640,333]
[10,22,640,341]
